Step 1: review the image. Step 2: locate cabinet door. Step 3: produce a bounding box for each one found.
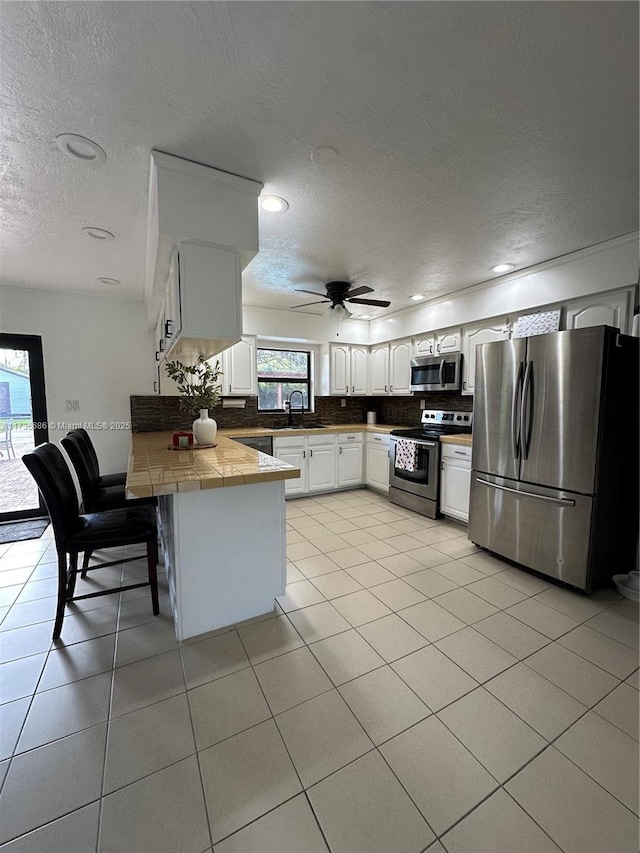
[440,459,471,522]
[224,336,257,396]
[330,344,351,395]
[564,289,632,334]
[275,448,307,495]
[338,444,363,487]
[461,321,511,396]
[350,346,368,395]
[436,329,461,354]
[165,250,182,341]
[413,337,435,356]
[370,345,390,394]
[308,446,337,492]
[389,339,412,395]
[365,443,390,492]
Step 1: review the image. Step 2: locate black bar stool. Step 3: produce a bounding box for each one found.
[67,428,127,488]
[23,443,159,641]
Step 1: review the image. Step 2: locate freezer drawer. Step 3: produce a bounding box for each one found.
[468,473,594,590]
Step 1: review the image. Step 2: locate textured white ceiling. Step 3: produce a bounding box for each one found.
[0,2,637,319]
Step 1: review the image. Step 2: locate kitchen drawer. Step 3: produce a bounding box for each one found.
[441,443,472,462]
[308,433,337,447]
[338,432,363,444]
[367,432,390,447]
[273,435,306,449]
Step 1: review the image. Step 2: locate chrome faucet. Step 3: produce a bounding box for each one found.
[287,390,305,425]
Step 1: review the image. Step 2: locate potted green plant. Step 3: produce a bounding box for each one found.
[164,355,223,444]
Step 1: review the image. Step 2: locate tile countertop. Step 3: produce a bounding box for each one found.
[440,434,473,447]
[126,431,300,497]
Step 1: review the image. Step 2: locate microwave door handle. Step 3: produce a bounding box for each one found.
[511,362,524,460]
[520,361,534,460]
[439,358,445,386]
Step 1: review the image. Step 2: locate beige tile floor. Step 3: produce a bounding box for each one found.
[0,488,638,852]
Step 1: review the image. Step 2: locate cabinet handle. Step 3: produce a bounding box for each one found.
[352,386,354,393]
[158,339,165,352]
[374,436,382,441]
[303,450,306,459]
[310,449,313,457]
[441,461,445,470]
[390,385,393,392]
[339,446,343,454]
[164,320,173,338]
[454,450,467,455]
[346,386,348,393]
[463,381,467,390]
[153,381,158,393]
[229,384,231,394]
[155,351,160,362]
[384,385,387,392]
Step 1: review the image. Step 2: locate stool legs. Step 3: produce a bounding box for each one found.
[53,553,67,640]
[147,538,160,615]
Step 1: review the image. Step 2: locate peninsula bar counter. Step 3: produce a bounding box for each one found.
[126,431,299,640]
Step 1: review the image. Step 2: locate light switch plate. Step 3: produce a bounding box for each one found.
[341,399,346,407]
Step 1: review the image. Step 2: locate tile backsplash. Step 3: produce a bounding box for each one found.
[130,393,473,432]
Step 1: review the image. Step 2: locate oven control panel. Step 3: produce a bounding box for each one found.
[420,410,473,427]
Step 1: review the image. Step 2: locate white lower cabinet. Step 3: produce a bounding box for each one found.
[338,432,364,487]
[273,437,307,496]
[440,442,472,522]
[308,441,337,492]
[365,433,390,493]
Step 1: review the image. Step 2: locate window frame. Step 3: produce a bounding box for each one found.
[256,347,313,413]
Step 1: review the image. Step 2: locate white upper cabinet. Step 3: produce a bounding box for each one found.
[461,319,511,396]
[389,339,413,395]
[413,336,436,356]
[370,344,390,394]
[350,345,369,395]
[435,328,461,354]
[329,344,351,395]
[221,335,257,396]
[328,344,368,395]
[563,288,633,334]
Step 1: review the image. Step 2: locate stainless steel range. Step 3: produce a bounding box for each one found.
[389,410,472,519]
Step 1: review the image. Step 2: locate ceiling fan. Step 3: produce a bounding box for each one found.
[289,281,391,319]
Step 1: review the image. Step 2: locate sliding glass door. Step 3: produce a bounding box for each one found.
[0,334,49,521]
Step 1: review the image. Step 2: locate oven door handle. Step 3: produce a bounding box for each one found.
[393,439,437,447]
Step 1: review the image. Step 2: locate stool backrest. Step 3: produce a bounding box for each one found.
[61,433,96,511]
[22,443,79,551]
[68,428,100,481]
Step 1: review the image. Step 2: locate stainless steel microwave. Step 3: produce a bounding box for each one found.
[410,352,462,391]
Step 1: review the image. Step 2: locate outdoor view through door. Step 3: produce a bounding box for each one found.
[0,334,48,521]
[257,349,311,411]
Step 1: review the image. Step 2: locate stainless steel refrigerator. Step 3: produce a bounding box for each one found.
[468,325,639,592]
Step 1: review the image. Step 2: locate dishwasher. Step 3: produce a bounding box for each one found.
[233,435,274,456]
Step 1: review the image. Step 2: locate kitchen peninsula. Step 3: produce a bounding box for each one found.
[126,431,299,640]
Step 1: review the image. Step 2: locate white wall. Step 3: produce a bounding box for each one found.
[243,305,370,345]
[369,233,639,344]
[0,285,154,473]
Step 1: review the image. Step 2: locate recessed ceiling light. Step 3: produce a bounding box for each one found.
[311,147,339,166]
[260,195,289,213]
[359,314,371,320]
[56,134,106,164]
[82,227,115,241]
[410,294,424,301]
[97,277,120,286]
[490,263,515,273]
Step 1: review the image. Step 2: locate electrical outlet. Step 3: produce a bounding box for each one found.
[420,399,426,409]
[65,400,80,412]
[341,399,346,407]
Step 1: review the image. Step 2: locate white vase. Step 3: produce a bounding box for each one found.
[192,409,217,445]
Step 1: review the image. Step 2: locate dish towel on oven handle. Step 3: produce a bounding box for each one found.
[395,439,419,473]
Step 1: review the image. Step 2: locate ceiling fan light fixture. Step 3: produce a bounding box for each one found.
[325,302,352,320]
[260,195,289,213]
[490,263,515,274]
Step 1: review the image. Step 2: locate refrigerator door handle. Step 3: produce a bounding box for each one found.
[476,478,576,506]
[520,360,534,460]
[439,358,445,386]
[511,362,525,461]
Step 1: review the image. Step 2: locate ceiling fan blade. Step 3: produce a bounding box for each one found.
[289,300,330,309]
[295,288,329,297]
[347,297,391,307]
[344,285,374,298]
